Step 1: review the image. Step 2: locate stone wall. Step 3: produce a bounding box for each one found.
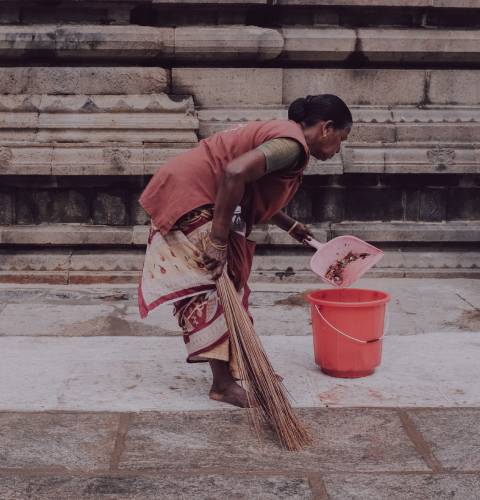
[0,0,479,282]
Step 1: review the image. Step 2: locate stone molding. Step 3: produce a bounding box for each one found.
[1,25,479,63]
[1,222,478,247]
[0,141,477,175]
[0,93,199,145]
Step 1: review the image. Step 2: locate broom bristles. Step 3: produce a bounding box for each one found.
[216,269,313,451]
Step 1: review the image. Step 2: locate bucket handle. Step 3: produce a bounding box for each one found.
[314,305,389,344]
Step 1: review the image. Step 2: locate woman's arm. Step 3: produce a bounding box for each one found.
[270,210,295,232]
[271,210,314,244]
[209,148,267,245]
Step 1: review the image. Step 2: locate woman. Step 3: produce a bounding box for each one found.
[138,94,352,408]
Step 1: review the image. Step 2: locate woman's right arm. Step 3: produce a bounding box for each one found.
[209,149,266,245]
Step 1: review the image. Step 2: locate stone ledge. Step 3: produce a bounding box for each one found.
[332,222,480,242]
[0,25,284,61]
[1,222,478,246]
[0,94,194,114]
[276,0,478,7]
[2,248,478,273]
[281,28,480,64]
[72,0,480,7]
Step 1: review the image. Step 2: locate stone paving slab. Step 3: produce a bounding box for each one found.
[321,473,480,500]
[407,409,480,471]
[1,332,479,411]
[119,409,428,473]
[0,412,118,471]
[0,278,478,338]
[0,474,314,500]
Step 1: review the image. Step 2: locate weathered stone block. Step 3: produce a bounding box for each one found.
[285,187,312,222]
[173,68,283,106]
[322,473,480,500]
[447,188,480,220]
[407,409,480,470]
[358,28,480,63]
[0,190,13,224]
[381,174,460,187]
[0,145,53,175]
[0,474,314,500]
[338,173,380,187]
[52,145,144,176]
[53,190,90,223]
[312,187,345,222]
[133,225,149,245]
[406,189,447,222]
[130,191,150,225]
[0,67,170,94]
[0,5,20,24]
[118,408,427,472]
[280,28,355,62]
[92,191,127,226]
[283,69,425,106]
[331,221,480,242]
[0,224,134,246]
[429,70,480,105]
[175,27,283,61]
[15,190,90,224]
[0,412,118,470]
[345,187,403,221]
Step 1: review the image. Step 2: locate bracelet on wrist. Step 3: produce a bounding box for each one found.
[208,233,228,251]
[287,220,299,235]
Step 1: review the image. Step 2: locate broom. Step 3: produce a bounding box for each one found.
[216,268,313,451]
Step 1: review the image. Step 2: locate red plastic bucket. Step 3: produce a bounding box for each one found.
[307,288,390,378]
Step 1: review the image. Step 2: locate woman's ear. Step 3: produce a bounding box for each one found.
[324,120,334,135]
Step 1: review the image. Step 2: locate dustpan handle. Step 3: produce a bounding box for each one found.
[305,237,324,251]
[314,305,388,344]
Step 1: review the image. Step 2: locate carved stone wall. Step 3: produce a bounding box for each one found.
[0,0,479,282]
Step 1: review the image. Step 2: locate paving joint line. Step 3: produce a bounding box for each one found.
[307,474,329,500]
[109,413,131,471]
[397,409,444,473]
[2,469,480,478]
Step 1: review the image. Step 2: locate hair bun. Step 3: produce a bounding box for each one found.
[288,97,308,123]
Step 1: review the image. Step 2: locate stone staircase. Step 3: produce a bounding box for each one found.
[0,0,479,283]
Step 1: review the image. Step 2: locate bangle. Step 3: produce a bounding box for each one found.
[287,220,299,235]
[208,233,228,251]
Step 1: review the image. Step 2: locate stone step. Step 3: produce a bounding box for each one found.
[0,222,477,247]
[0,246,478,284]
[1,25,479,63]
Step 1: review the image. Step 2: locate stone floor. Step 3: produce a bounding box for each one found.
[0,278,479,499]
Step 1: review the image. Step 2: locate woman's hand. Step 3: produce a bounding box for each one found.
[202,235,228,281]
[289,221,314,245]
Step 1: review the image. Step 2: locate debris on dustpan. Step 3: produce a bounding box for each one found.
[325,251,370,285]
[306,235,384,288]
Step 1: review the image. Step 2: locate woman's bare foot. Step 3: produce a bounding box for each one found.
[209,381,250,408]
[208,359,250,408]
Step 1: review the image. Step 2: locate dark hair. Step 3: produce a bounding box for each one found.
[288,94,352,129]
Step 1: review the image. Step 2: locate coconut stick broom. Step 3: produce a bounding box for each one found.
[216,268,313,451]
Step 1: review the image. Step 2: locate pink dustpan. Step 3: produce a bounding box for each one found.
[306,235,384,288]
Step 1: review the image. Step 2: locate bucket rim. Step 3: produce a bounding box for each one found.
[306,288,391,308]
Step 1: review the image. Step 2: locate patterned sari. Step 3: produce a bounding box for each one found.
[138,205,255,372]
